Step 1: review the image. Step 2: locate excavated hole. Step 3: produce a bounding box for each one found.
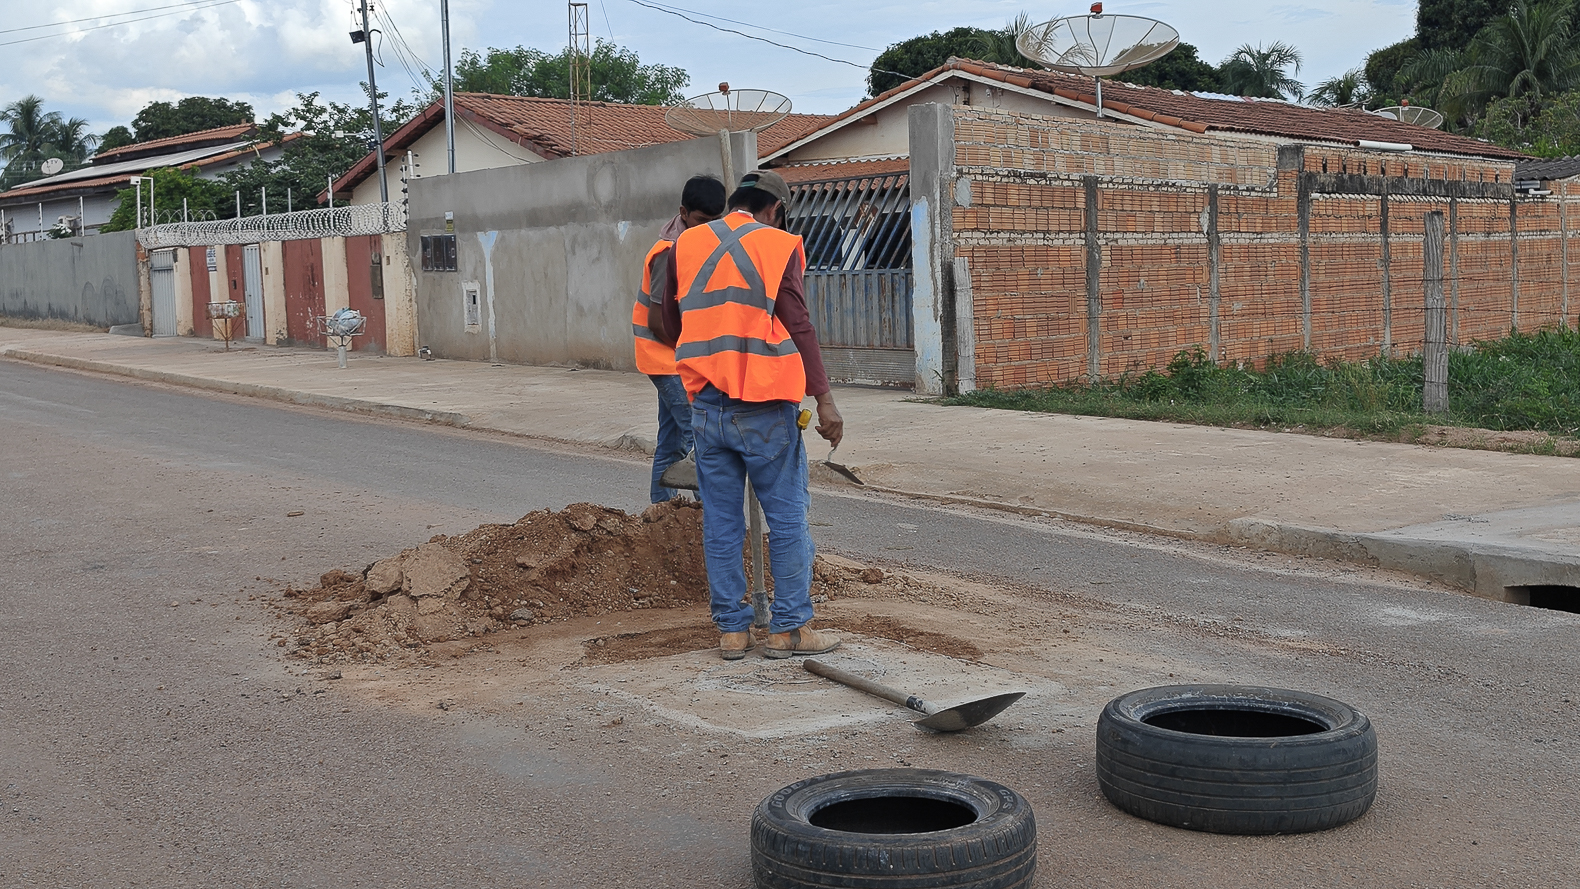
[1506,585,1580,614]
[1145,707,1326,738]
[810,796,978,834]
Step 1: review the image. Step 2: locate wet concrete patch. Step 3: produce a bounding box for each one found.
[577,636,1055,739]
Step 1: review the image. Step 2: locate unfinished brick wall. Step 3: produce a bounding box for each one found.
[947,107,1575,389]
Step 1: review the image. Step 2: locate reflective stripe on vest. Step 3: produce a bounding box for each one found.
[631,239,676,375]
[673,213,806,403]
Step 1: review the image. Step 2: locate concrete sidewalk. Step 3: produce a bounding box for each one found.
[5,327,1580,600]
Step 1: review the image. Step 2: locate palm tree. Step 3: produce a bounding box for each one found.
[1307,69,1372,107]
[1219,42,1305,100]
[1462,0,1580,107]
[50,117,98,164]
[0,95,63,167]
[972,12,1034,67]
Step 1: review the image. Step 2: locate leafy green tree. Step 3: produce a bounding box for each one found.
[967,13,1035,71]
[1121,43,1222,92]
[1365,37,1422,103]
[1477,87,1580,154]
[448,40,688,105]
[868,26,1001,96]
[1418,0,1502,51]
[1408,0,1580,127]
[1307,69,1373,107]
[222,89,419,215]
[130,96,254,142]
[1219,42,1305,99]
[100,166,231,231]
[97,125,136,155]
[0,95,97,189]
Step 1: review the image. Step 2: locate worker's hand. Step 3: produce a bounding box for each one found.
[814,394,843,448]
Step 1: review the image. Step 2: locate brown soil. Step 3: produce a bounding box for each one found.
[0,315,107,333]
[274,501,967,667]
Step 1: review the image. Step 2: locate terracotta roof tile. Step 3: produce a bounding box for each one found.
[327,95,832,200]
[775,157,910,184]
[2,133,300,201]
[772,58,1525,162]
[93,123,259,162]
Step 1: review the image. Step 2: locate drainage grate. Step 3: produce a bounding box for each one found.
[1506,585,1580,614]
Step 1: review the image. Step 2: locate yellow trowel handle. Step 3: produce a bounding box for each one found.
[797,408,812,431]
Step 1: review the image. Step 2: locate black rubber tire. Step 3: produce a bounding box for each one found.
[751,768,1036,889]
[1096,684,1378,835]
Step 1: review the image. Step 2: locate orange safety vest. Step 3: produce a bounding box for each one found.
[672,213,807,403]
[631,239,677,375]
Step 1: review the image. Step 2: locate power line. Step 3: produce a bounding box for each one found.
[636,1,879,52]
[0,0,244,46]
[623,0,905,78]
[0,0,237,35]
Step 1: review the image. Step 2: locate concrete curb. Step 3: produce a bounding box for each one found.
[1,348,474,428]
[1226,517,1580,600]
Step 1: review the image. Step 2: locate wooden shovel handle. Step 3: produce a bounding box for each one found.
[804,659,929,714]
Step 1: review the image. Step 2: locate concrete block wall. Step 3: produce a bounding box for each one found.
[931,105,1578,390]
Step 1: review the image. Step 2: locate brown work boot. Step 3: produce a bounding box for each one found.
[720,629,756,661]
[764,625,840,659]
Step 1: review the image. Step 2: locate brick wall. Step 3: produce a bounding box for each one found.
[947,107,1573,389]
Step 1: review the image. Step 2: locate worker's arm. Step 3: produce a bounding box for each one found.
[648,247,681,347]
[774,252,842,447]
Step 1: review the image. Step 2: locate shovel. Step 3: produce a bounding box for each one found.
[804,659,1026,733]
[822,443,864,486]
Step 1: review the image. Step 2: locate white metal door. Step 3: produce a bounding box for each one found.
[242,244,264,340]
[150,248,177,337]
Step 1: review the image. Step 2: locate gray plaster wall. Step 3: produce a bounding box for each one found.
[406,133,756,369]
[0,230,140,327]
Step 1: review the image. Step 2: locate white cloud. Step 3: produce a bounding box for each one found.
[0,0,1416,135]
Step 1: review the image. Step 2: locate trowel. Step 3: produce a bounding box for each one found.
[804,659,1026,733]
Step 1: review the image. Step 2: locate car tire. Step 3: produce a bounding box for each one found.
[751,768,1036,889]
[1096,684,1378,835]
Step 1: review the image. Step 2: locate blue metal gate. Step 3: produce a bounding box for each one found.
[788,171,914,387]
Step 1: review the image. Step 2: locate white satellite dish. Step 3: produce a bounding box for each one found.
[1373,105,1445,130]
[665,84,793,194]
[1017,6,1180,118]
[40,157,64,176]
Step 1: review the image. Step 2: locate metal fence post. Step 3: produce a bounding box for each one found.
[1424,210,1449,414]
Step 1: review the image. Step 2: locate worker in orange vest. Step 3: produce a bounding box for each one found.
[632,176,725,502]
[651,170,843,661]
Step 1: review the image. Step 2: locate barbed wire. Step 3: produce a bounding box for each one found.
[136,202,406,248]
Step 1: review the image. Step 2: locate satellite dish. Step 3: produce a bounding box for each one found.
[40,158,64,176]
[1017,9,1180,118]
[666,84,793,196]
[664,84,793,137]
[1373,105,1445,130]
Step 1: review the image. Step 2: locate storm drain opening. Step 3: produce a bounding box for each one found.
[1144,707,1327,738]
[1506,585,1580,614]
[810,796,979,834]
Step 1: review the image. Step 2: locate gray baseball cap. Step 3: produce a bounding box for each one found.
[738,169,792,209]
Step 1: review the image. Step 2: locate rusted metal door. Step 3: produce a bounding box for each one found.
[788,172,914,386]
[189,247,213,338]
[344,235,387,352]
[283,239,326,346]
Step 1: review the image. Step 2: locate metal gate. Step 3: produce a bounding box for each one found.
[788,170,914,387]
[149,248,177,336]
[241,244,264,340]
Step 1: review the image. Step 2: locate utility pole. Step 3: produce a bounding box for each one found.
[355,0,389,202]
[441,0,456,174]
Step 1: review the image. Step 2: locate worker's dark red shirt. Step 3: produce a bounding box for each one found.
[653,217,831,398]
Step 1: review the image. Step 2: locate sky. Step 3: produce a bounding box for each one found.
[0,0,1420,137]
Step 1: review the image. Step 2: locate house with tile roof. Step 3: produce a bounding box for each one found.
[326,93,830,206]
[0,124,294,241]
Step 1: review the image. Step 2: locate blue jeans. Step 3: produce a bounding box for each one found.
[691,386,815,633]
[649,374,695,503]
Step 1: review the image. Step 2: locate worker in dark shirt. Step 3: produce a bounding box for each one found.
[650,170,842,661]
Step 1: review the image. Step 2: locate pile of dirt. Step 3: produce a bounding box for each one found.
[274,501,919,665]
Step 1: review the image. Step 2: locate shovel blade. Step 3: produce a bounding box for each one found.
[823,461,865,486]
[913,691,1027,732]
[659,453,699,491]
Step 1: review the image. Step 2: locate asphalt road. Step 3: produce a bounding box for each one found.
[1,360,1575,889]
